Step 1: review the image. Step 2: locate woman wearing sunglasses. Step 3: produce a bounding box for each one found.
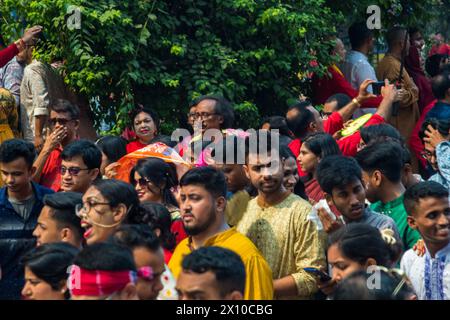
[315,223,400,298]
[76,179,142,245]
[129,158,187,244]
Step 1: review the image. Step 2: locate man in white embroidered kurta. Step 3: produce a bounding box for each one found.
[401,180,450,300]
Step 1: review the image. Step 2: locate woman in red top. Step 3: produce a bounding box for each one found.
[126,106,160,153]
[298,133,342,215]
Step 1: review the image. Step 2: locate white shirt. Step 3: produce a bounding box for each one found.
[401,242,450,300]
[341,50,378,118]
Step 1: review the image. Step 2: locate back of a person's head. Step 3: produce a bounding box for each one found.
[354,140,403,183]
[286,100,314,139]
[426,54,449,77]
[333,269,415,300]
[181,246,246,297]
[0,138,35,168]
[348,22,373,49]
[261,116,293,137]
[210,135,246,165]
[21,242,79,290]
[95,136,127,163]
[360,124,402,145]
[317,155,362,194]
[191,95,235,129]
[431,70,450,99]
[404,181,449,216]
[419,118,450,142]
[43,192,84,241]
[328,223,393,267]
[62,139,102,170]
[180,166,227,199]
[325,93,352,111]
[302,132,341,159]
[73,242,136,271]
[51,99,80,120]
[111,224,160,252]
[385,26,407,49]
[244,129,280,163]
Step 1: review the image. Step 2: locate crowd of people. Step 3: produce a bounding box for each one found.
[0,22,449,301]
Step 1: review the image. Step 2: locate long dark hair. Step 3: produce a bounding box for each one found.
[129,157,179,208]
[302,132,341,159]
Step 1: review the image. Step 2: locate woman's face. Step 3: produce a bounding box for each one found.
[133,171,163,203]
[327,244,367,284]
[133,111,157,143]
[298,144,319,174]
[79,186,121,245]
[283,157,299,192]
[21,267,65,300]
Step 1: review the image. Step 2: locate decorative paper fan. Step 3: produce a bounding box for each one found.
[340,113,372,137]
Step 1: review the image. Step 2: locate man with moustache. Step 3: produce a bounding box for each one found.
[0,139,53,299]
[168,166,273,300]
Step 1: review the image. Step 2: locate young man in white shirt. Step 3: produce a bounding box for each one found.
[401,181,450,300]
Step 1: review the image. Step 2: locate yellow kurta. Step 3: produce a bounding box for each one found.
[236,193,326,299]
[168,227,274,300]
[225,190,252,227]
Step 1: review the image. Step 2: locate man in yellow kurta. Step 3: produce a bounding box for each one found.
[237,131,326,299]
[168,166,273,300]
[376,26,420,170]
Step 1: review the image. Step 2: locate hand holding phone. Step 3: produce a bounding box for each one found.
[371,81,385,95]
[303,267,332,282]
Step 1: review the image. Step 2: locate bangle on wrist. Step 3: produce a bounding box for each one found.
[352,98,361,107]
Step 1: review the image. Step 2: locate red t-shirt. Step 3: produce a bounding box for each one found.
[126,140,148,154]
[409,99,438,169]
[170,219,188,245]
[39,147,63,192]
[429,44,450,56]
[0,43,19,68]
[163,248,173,265]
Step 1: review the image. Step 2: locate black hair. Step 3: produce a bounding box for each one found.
[354,140,404,183]
[149,134,177,148]
[419,118,450,142]
[317,155,362,194]
[261,116,293,138]
[129,201,176,251]
[50,99,80,120]
[401,144,412,165]
[425,54,449,78]
[386,26,408,49]
[96,136,127,163]
[360,124,402,145]
[21,243,79,292]
[328,223,394,267]
[325,93,352,111]
[91,179,141,224]
[404,181,449,216]
[348,22,373,50]
[302,132,341,159]
[431,70,450,99]
[112,224,161,252]
[73,242,136,271]
[286,100,315,139]
[181,246,246,297]
[180,166,227,198]
[61,139,102,170]
[244,129,280,162]
[333,269,414,300]
[129,157,178,208]
[43,192,84,242]
[210,135,246,164]
[0,138,35,168]
[408,27,421,37]
[190,95,235,129]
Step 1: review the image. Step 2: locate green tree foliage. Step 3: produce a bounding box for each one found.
[1,0,343,133]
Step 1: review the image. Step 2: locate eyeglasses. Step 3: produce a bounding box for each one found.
[420,150,435,160]
[190,112,219,120]
[132,177,152,187]
[75,200,111,218]
[49,118,73,127]
[61,166,90,176]
[319,111,332,119]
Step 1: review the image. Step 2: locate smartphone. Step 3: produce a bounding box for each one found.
[303,267,332,282]
[371,81,385,95]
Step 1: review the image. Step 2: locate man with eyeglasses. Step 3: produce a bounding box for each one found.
[33,99,80,191]
[0,139,54,299]
[59,140,102,194]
